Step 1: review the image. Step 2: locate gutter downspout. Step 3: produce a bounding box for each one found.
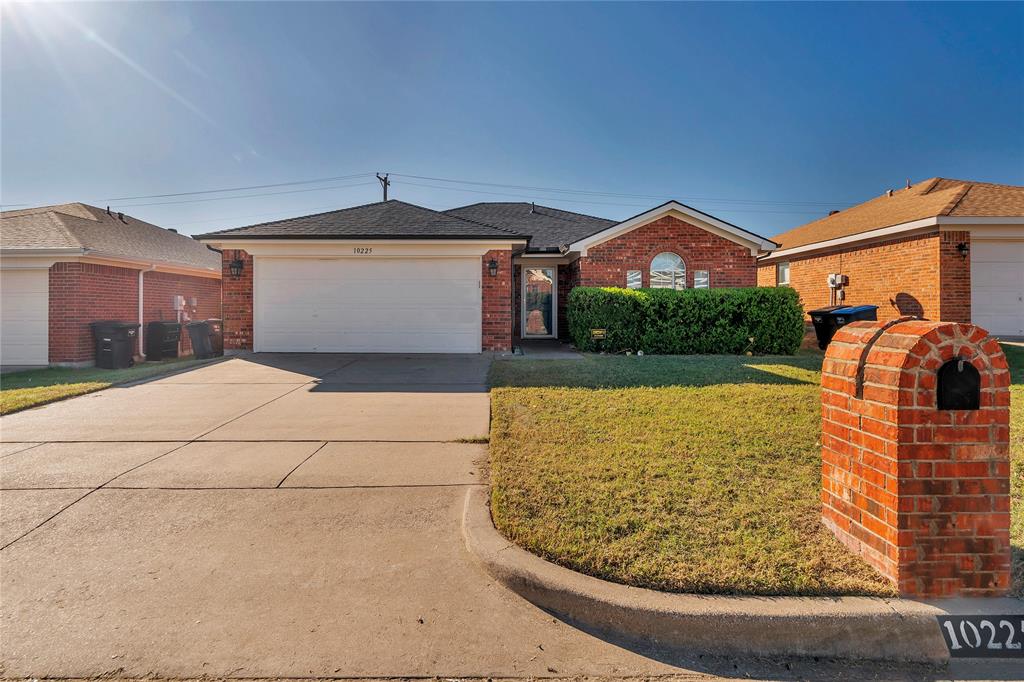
[138,265,156,359]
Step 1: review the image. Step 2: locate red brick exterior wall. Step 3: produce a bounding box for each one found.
[48,262,221,364]
[141,271,221,355]
[575,215,757,288]
[482,249,513,351]
[939,231,971,324]
[49,263,138,364]
[557,264,573,340]
[757,231,972,326]
[821,319,1011,597]
[221,249,254,352]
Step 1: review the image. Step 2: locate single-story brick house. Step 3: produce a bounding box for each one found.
[0,203,222,367]
[198,199,777,353]
[757,178,1024,337]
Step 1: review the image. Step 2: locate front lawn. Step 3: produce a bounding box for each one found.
[488,345,1023,597]
[0,357,209,415]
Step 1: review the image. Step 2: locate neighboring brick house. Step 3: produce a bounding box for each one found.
[1,203,222,367]
[757,178,1024,337]
[198,199,776,354]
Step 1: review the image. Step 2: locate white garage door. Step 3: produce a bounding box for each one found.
[1,268,49,366]
[971,240,1024,337]
[255,257,482,353]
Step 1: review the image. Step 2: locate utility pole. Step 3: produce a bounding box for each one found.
[376,173,390,201]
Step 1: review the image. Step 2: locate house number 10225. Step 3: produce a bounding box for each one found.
[937,616,1024,658]
[353,247,373,255]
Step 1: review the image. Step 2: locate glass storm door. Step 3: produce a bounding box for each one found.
[522,267,556,338]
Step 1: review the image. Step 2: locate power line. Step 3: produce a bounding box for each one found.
[6,167,856,208]
[100,172,375,201]
[387,172,856,207]
[169,202,364,227]
[113,181,378,208]
[396,180,828,215]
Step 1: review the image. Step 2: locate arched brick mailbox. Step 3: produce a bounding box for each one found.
[821,319,1011,598]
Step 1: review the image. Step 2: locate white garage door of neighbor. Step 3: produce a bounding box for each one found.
[1,268,49,366]
[971,240,1024,337]
[255,257,482,353]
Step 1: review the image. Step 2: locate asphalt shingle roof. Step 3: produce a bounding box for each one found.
[444,202,616,251]
[771,178,1024,250]
[197,200,525,240]
[1,203,220,272]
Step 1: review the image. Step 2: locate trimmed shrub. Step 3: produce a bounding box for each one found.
[567,286,804,355]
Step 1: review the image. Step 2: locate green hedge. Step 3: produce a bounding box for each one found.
[566,286,804,355]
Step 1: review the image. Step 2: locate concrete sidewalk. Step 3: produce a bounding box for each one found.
[0,354,970,679]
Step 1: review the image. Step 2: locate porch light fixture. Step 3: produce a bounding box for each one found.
[229,258,245,278]
[488,258,499,277]
[956,242,970,260]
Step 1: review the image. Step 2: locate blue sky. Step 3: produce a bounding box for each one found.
[2,1,1022,237]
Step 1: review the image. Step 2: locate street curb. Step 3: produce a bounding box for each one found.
[462,487,1022,663]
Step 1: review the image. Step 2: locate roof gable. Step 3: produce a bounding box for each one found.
[568,200,777,256]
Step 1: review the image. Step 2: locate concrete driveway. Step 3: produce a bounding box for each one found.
[0,353,689,678]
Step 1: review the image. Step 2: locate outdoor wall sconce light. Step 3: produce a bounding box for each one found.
[488,258,499,277]
[229,259,245,278]
[956,242,970,260]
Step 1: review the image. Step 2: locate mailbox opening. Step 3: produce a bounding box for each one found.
[936,357,981,410]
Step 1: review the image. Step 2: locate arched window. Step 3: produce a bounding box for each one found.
[650,252,686,290]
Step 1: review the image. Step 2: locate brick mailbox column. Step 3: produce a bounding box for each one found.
[821,319,1011,598]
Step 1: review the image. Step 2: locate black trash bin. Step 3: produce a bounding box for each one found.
[206,318,224,357]
[145,321,181,360]
[90,321,140,369]
[809,304,879,349]
[186,321,214,359]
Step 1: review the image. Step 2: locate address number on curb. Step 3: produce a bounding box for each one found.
[937,616,1024,658]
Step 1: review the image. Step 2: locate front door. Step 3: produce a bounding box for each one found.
[522,266,556,338]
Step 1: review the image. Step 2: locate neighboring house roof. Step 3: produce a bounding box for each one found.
[197,199,525,240]
[444,202,616,251]
[769,178,1024,251]
[1,203,220,273]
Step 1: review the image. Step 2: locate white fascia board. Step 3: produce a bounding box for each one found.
[82,251,221,279]
[206,239,525,258]
[937,218,1024,240]
[1,248,82,270]
[0,248,221,278]
[757,217,941,262]
[569,201,777,257]
[935,216,1024,226]
[1,247,86,258]
[514,252,578,266]
[201,238,525,247]
[759,215,1024,262]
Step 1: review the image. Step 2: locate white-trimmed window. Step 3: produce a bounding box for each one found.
[694,270,709,289]
[626,270,642,289]
[777,261,791,286]
[650,252,686,290]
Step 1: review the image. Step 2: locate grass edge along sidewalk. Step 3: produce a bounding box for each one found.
[487,345,1023,597]
[1,356,214,415]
